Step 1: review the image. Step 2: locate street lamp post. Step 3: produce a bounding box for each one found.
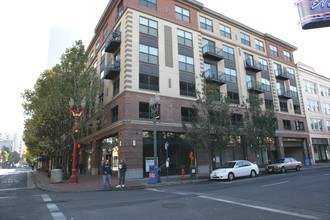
[149,93,160,182]
[69,97,86,184]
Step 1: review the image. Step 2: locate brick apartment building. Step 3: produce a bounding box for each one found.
[79,0,311,178]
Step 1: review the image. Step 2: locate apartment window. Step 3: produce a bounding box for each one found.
[294,120,304,130]
[139,44,158,64]
[204,63,217,79]
[222,45,235,61]
[280,101,288,112]
[283,120,291,130]
[290,86,298,97]
[283,51,291,62]
[139,0,157,10]
[324,103,330,114]
[286,67,295,79]
[255,39,265,52]
[139,102,151,118]
[220,24,231,39]
[181,107,196,122]
[265,99,273,110]
[259,58,268,71]
[320,86,330,98]
[310,118,323,131]
[326,121,330,131]
[273,63,282,76]
[224,68,237,83]
[180,81,195,97]
[179,54,194,72]
[116,1,124,21]
[139,16,158,37]
[113,78,120,96]
[240,33,251,46]
[307,99,320,112]
[111,106,119,123]
[177,29,192,47]
[103,25,109,41]
[139,73,159,91]
[175,5,190,22]
[303,80,317,94]
[269,45,278,56]
[262,78,271,92]
[200,16,213,32]
[228,92,239,104]
[231,113,243,126]
[202,38,216,54]
[294,104,301,114]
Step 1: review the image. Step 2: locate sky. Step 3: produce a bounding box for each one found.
[0,0,329,136]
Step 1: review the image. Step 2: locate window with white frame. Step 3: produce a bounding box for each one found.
[175,5,190,22]
[139,44,158,64]
[324,103,330,114]
[240,33,250,46]
[283,51,291,62]
[220,24,231,39]
[177,29,192,47]
[269,45,278,56]
[326,120,330,131]
[139,16,158,37]
[303,80,317,94]
[200,16,213,32]
[178,54,194,72]
[273,63,282,76]
[310,118,323,131]
[259,58,268,71]
[320,86,330,98]
[222,45,235,61]
[224,67,237,83]
[255,39,265,52]
[307,99,320,112]
[262,78,271,92]
[286,67,295,79]
[290,86,298,97]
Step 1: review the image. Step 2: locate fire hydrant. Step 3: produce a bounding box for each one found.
[181,168,185,180]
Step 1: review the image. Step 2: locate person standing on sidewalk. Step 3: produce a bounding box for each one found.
[102,159,111,190]
[116,159,127,188]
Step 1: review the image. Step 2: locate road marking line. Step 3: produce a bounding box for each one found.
[199,195,320,220]
[325,173,330,176]
[47,203,59,212]
[41,194,52,202]
[262,181,290,187]
[0,187,26,191]
[51,212,67,220]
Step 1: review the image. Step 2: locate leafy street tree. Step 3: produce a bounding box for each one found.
[242,94,277,163]
[183,82,235,172]
[8,151,20,165]
[1,146,10,163]
[22,40,102,171]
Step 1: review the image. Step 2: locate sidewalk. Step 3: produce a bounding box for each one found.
[30,170,208,192]
[30,163,330,193]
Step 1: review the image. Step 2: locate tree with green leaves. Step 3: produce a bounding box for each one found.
[22,40,102,170]
[183,82,235,172]
[242,94,277,164]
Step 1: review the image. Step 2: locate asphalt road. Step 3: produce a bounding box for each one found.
[1,167,329,220]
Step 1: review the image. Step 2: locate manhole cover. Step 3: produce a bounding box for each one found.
[162,203,185,209]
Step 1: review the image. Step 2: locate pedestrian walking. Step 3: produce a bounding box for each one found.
[102,159,111,190]
[116,159,127,188]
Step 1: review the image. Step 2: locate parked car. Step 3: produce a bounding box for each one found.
[265,157,302,173]
[210,160,259,181]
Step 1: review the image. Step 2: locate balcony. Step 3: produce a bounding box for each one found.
[277,89,292,99]
[202,44,224,61]
[204,70,226,85]
[102,59,120,80]
[247,81,264,94]
[274,69,290,80]
[105,31,121,53]
[244,59,262,72]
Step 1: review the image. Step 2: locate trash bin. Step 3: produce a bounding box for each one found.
[304,158,312,167]
[190,166,197,180]
[51,169,62,183]
[148,165,158,184]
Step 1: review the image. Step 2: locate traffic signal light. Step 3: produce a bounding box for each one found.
[77,143,81,149]
[74,129,79,139]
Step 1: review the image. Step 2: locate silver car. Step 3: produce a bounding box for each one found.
[265,157,302,173]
